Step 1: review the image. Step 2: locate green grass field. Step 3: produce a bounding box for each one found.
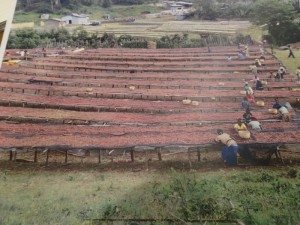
[274,49,300,74]
[13,4,161,24]
[0,166,299,225]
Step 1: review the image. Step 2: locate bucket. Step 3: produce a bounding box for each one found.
[238,130,251,139]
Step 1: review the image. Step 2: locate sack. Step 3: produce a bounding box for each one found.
[256,100,265,107]
[261,81,267,85]
[238,130,251,139]
[268,108,278,114]
[191,101,199,106]
[182,99,192,105]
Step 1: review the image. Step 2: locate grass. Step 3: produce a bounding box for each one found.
[13,4,161,24]
[242,25,265,43]
[274,49,300,74]
[0,166,299,225]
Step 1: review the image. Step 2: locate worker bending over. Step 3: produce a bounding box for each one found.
[215,129,238,166]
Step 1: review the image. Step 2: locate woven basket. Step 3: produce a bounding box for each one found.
[256,101,265,107]
[182,99,192,105]
[191,101,199,106]
[261,81,268,85]
[129,86,136,90]
[238,130,251,139]
[268,108,278,114]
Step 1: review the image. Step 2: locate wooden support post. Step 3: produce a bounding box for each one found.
[9,150,13,161]
[65,150,68,164]
[34,150,38,163]
[157,148,162,161]
[45,150,49,165]
[187,148,192,169]
[98,149,101,164]
[130,149,135,162]
[13,151,17,162]
[197,149,201,162]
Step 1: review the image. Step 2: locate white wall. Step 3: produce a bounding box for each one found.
[0,0,17,68]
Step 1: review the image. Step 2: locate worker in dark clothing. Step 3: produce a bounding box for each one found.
[255,79,264,90]
[288,45,295,58]
[215,129,238,166]
[272,98,283,109]
[241,97,251,111]
[243,108,253,123]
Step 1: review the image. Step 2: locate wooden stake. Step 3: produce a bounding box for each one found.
[197,149,201,162]
[130,149,135,162]
[9,150,13,161]
[45,150,49,165]
[157,148,162,161]
[34,150,38,163]
[187,148,192,169]
[64,150,68,164]
[98,149,101,164]
[13,151,17,161]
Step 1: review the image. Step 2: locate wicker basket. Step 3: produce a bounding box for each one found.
[261,81,268,85]
[182,99,192,105]
[238,130,251,139]
[256,100,265,107]
[268,108,278,114]
[191,101,199,106]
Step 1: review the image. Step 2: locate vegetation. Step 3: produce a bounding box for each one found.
[16,0,159,13]
[7,27,253,49]
[274,49,300,73]
[0,167,299,225]
[251,0,300,45]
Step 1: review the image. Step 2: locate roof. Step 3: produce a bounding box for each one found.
[171,4,183,7]
[177,1,193,5]
[71,13,89,18]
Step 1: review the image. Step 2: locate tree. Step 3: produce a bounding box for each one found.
[252,0,300,45]
[102,0,111,8]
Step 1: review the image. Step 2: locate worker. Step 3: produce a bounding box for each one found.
[249,64,258,74]
[238,51,246,60]
[296,66,300,82]
[259,45,265,55]
[42,48,47,57]
[242,108,253,123]
[234,119,248,132]
[254,59,262,67]
[272,98,283,110]
[248,118,262,132]
[278,105,290,122]
[288,45,295,58]
[24,49,28,61]
[244,45,250,57]
[244,82,253,94]
[250,75,259,86]
[241,97,251,111]
[255,79,264,90]
[215,129,238,166]
[278,66,286,80]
